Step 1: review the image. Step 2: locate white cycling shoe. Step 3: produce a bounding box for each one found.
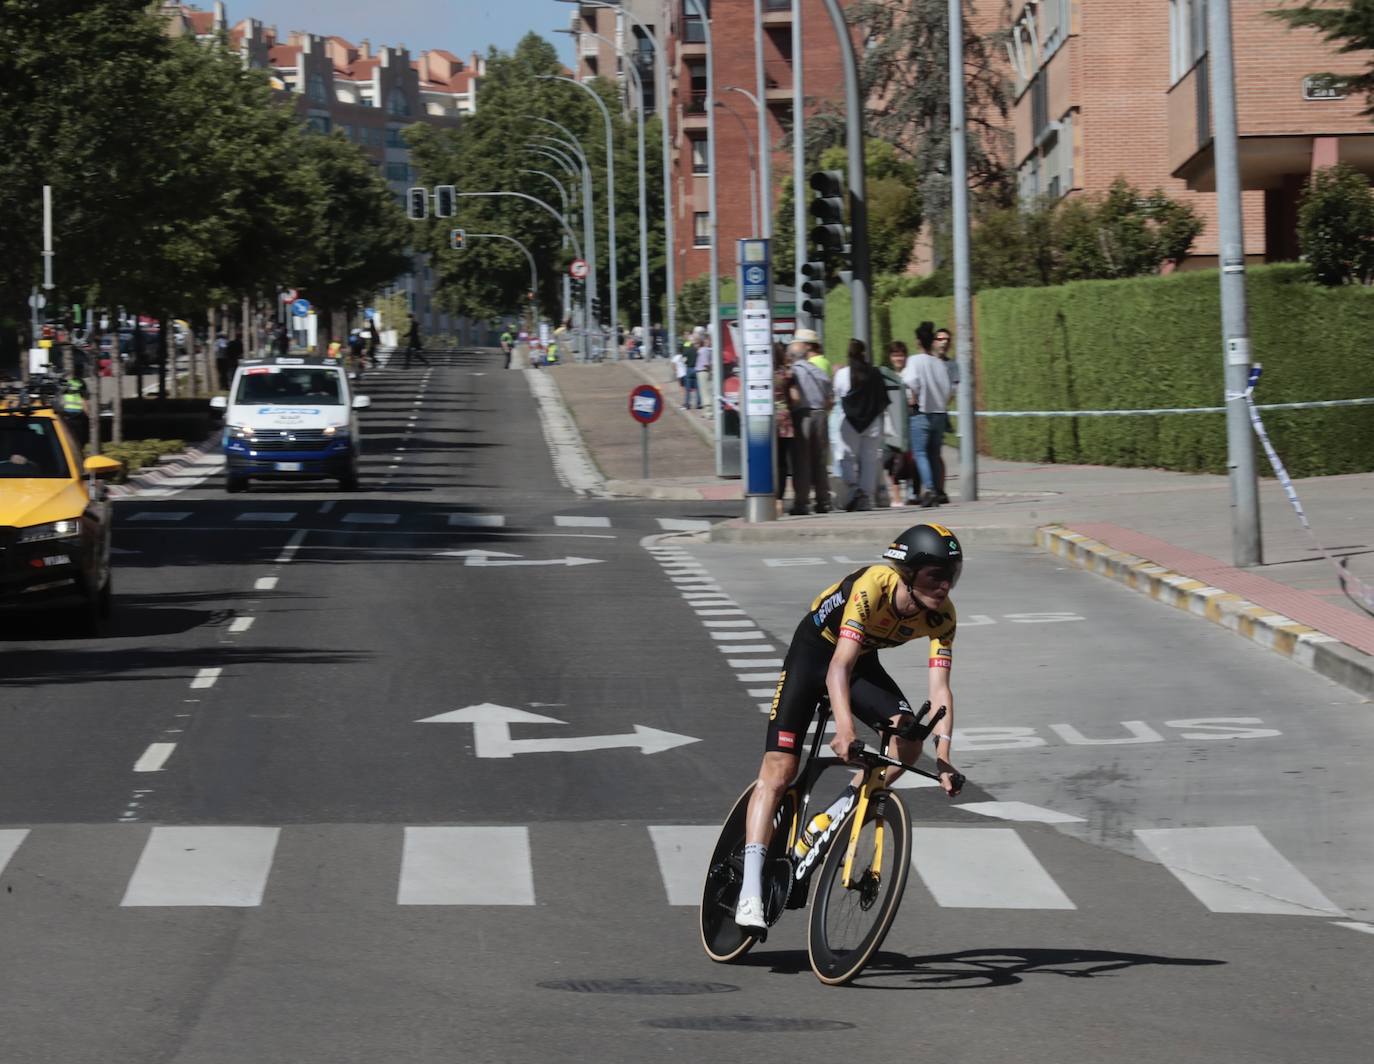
[734,894,766,930]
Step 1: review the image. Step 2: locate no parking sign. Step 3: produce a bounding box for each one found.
[628,384,664,477]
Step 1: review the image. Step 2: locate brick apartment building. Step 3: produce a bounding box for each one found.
[574,1,850,301]
[1005,0,1374,266]
[163,2,487,337]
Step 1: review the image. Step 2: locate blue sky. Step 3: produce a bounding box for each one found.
[232,0,576,65]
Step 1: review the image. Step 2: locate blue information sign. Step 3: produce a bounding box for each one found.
[291,298,312,318]
[738,239,774,501]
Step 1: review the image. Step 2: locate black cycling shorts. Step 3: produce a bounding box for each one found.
[764,618,914,755]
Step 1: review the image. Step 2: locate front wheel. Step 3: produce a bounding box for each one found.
[807,790,911,986]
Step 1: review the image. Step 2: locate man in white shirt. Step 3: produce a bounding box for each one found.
[908,334,953,508]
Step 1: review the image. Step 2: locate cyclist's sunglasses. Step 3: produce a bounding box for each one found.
[903,560,961,591]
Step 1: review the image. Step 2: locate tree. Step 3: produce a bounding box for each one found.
[1298,163,1374,284]
[1270,1,1374,116]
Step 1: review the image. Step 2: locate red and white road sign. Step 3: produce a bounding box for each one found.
[569,259,589,280]
[280,288,299,303]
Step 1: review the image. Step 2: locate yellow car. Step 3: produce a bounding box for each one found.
[0,387,122,633]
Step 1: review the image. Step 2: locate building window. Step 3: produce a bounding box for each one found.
[693,211,710,247]
[683,0,708,44]
[689,133,708,174]
[1170,0,1209,83]
[1039,0,1069,59]
[387,87,410,116]
[385,127,406,147]
[685,60,707,113]
[385,162,409,182]
[305,114,332,134]
[765,0,790,10]
[307,71,329,103]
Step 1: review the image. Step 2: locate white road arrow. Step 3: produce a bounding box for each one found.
[436,549,603,567]
[417,702,700,758]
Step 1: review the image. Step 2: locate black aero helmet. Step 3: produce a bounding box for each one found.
[881,523,963,588]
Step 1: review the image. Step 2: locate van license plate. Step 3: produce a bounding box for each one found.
[274,462,302,472]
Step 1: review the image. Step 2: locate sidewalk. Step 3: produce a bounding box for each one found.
[540,358,1374,699]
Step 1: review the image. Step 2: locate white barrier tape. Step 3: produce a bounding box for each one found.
[949,397,1374,419]
[1243,366,1374,619]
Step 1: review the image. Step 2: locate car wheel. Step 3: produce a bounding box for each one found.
[226,475,248,493]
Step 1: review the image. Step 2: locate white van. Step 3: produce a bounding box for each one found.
[210,355,371,492]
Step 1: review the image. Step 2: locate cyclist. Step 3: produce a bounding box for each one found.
[734,522,965,930]
[500,326,515,369]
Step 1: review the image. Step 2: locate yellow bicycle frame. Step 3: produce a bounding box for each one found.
[840,763,891,889]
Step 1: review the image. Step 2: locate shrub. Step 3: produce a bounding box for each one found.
[1298,163,1374,286]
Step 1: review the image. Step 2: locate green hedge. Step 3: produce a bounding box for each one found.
[974,263,1374,475]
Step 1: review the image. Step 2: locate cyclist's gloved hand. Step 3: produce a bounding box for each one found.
[937,761,964,797]
[829,727,858,762]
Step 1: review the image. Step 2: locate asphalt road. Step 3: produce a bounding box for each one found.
[0,350,1370,1064]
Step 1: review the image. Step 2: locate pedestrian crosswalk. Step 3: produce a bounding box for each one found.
[0,822,1353,923]
[117,510,712,535]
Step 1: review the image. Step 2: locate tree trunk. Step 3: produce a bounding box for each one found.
[242,295,252,358]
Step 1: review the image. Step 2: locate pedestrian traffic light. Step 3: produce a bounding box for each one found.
[800,260,828,320]
[449,228,466,250]
[407,186,428,220]
[434,184,456,218]
[808,170,847,258]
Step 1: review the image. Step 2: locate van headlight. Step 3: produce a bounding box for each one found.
[227,423,254,440]
[323,424,349,437]
[19,519,80,543]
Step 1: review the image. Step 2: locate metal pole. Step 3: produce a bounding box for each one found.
[642,422,649,478]
[539,76,618,352]
[530,134,597,359]
[41,185,55,292]
[568,0,677,373]
[521,168,573,324]
[793,0,807,330]
[820,0,869,352]
[690,0,725,475]
[717,98,759,234]
[752,0,772,240]
[631,64,651,355]
[464,234,538,308]
[1208,0,1262,565]
[949,0,977,502]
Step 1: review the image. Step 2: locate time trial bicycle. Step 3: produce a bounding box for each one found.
[699,697,964,985]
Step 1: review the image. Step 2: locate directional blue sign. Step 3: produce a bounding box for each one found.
[738,238,774,500]
[291,298,312,318]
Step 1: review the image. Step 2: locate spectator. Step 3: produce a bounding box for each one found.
[366,319,380,368]
[651,322,666,358]
[786,335,834,515]
[934,326,958,387]
[833,338,887,511]
[773,341,798,513]
[879,341,915,506]
[695,333,713,418]
[671,344,691,406]
[273,322,289,356]
[680,339,702,409]
[909,323,953,508]
[404,313,430,369]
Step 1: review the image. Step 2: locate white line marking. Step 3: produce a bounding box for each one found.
[911,828,1076,909]
[254,576,278,591]
[704,619,756,628]
[696,608,746,616]
[398,827,534,905]
[656,518,710,532]
[710,631,767,641]
[190,667,222,689]
[728,657,784,668]
[717,644,776,653]
[555,515,611,527]
[122,827,280,907]
[342,513,400,525]
[757,702,772,712]
[647,825,718,905]
[275,529,307,564]
[319,500,336,514]
[747,688,776,697]
[0,829,29,875]
[1134,826,1344,916]
[129,512,192,522]
[1333,921,1374,935]
[235,512,295,523]
[134,742,176,773]
[228,616,255,634]
[447,514,506,527]
[955,801,1086,824]
[889,772,940,790]
[736,672,780,682]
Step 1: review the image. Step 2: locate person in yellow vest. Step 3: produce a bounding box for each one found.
[327,339,343,359]
[60,376,89,450]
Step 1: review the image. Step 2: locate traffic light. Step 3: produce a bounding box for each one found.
[800,260,827,320]
[449,228,466,250]
[407,187,428,220]
[434,184,455,218]
[808,170,847,258]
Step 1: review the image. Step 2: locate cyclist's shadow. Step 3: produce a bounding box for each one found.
[743,947,1225,989]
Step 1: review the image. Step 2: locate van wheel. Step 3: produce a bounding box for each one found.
[226,475,248,493]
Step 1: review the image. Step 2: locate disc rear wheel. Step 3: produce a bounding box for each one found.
[806,790,911,985]
[699,785,796,963]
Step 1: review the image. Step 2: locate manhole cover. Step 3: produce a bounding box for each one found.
[644,1016,855,1032]
[537,978,738,996]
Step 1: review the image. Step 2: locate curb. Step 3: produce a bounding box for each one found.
[1038,524,1374,700]
[107,432,220,499]
[710,518,1039,547]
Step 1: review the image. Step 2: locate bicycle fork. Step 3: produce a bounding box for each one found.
[840,766,889,890]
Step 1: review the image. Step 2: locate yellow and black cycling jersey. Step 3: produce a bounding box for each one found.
[805,564,956,667]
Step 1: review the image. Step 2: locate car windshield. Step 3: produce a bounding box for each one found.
[234,367,343,405]
[0,419,69,479]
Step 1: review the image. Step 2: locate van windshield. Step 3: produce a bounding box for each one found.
[234,368,343,405]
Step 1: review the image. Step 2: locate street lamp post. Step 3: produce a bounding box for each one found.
[715,97,759,235]
[529,142,596,358]
[792,0,806,330]
[751,0,772,239]
[949,0,976,501]
[538,74,619,352]
[527,121,600,357]
[563,0,677,369]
